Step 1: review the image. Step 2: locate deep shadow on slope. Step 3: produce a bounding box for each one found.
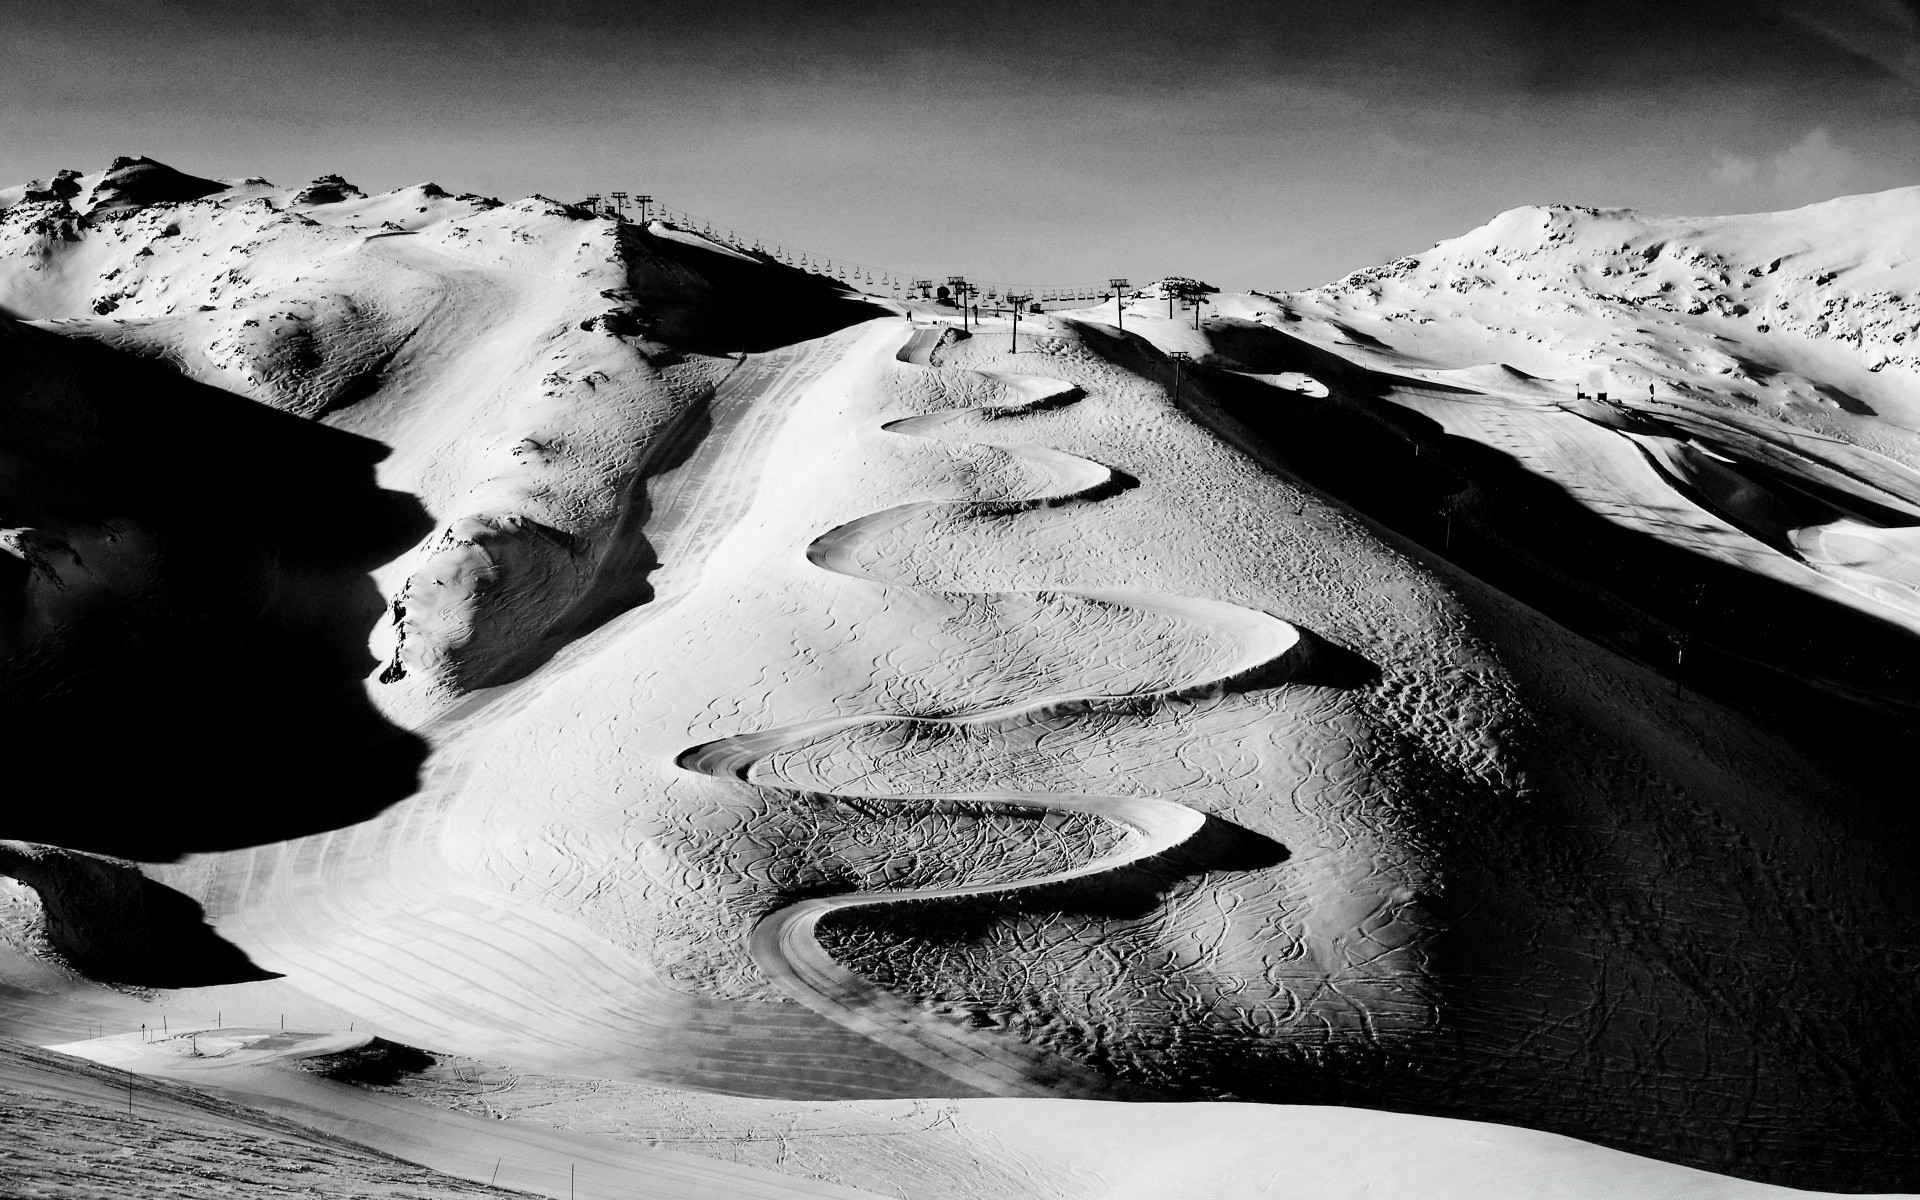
[819,810,1289,940]
[622,221,891,355]
[0,318,432,859]
[0,842,275,986]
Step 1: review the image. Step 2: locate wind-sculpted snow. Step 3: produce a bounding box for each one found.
[675,353,1302,1097]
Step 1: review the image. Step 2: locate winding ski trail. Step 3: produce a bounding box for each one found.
[675,323,1302,1099]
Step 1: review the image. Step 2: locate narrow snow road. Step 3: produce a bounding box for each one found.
[673,327,1302,1099]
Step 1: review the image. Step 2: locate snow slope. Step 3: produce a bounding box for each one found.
[1240,191,1920,660]
[0,1036,522,1198]
[38,1026,1884,1200]
[2,161,1918,1196]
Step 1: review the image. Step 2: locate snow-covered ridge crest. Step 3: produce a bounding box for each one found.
[1305,186,1920,406]
[0,156,879,727]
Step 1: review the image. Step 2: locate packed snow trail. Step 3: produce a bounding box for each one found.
[675,323,1302,1099]
[58,317,1295,1103]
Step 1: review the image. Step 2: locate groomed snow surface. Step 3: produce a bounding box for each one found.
[2,160,1918,1197]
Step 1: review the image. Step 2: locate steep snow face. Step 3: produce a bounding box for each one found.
[0,162,874,726]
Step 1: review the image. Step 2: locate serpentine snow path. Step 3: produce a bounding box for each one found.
[675,324,1303,1099]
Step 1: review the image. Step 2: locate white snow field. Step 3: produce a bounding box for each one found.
[2,158,1918,1197]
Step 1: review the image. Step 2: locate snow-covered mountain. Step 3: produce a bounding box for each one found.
[2,160,1917,1198]
[1304,189,1920,418]
[0,156,875,748]
[1198,192,1920,718]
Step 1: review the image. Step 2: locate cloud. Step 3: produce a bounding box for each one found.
[1711,156,1759,186]
[1707,127,1889,203]
[1769,127,1862,197]
[1775,0,1920,87]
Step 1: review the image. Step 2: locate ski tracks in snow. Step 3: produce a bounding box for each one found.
[676,323,1303,1099]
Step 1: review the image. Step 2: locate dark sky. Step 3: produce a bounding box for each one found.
[6,0,1920,290]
